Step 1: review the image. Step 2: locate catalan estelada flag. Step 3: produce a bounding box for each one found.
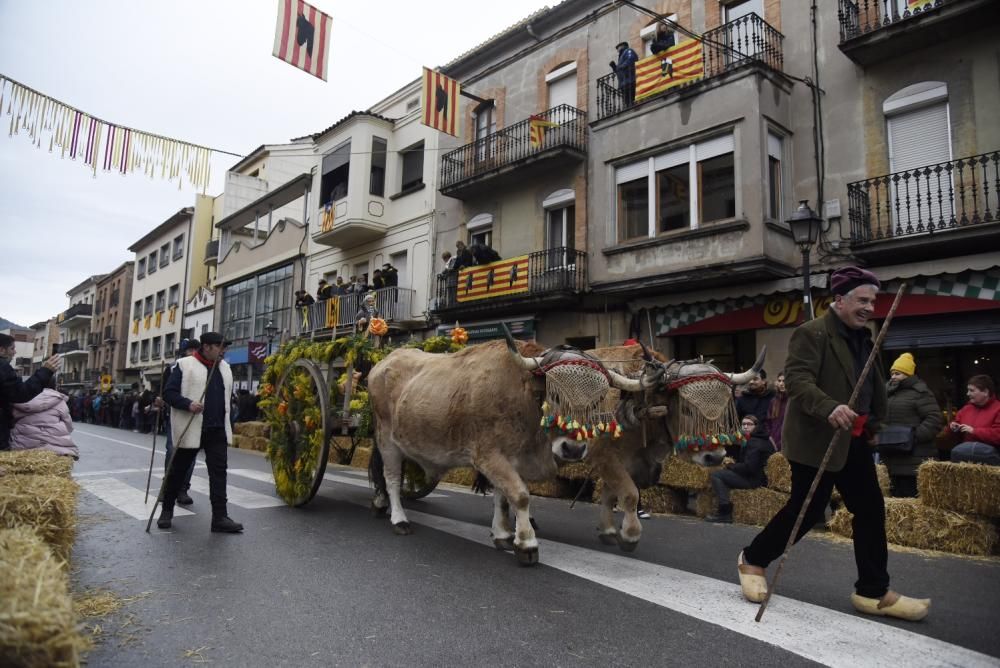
[635,38,703,102]
[457,255,529,303]
[273,0,334,81]
[422,68,461,137]
[529,115,559,149]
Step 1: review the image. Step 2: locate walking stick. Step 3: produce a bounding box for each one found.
[755,282,906,622]
[144,360,168,503]
[145,359,220,532]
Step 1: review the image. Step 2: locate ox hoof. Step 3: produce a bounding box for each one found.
[514,546,539,566]
[616,535,639,553]
[493,537,515,552]
[598,532,617,546]
[392,521,413,536]
[371,504,388,518]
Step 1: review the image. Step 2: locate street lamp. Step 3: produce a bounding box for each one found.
[264,319,279,357]
[787,200,823,321]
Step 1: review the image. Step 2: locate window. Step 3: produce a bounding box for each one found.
[130,342,139,363]
[543,189,576,269]
[155,290,166,312]
[148,251,158,274]
[320,140,351,205]
[546,62,577,109]
[133,300,142,320]
[220,264,294,345]
[168,284,180,308]
[201,324,209,335]
[140,339,149,361]
[370,137,387,197]
[400,142,424,191]
[724,0,764,61]
[137,257,146,278]
[474,102,497,162]
[615,133,736,242]
[640,17,677,57]
[467,213,493,248]
[766,131,784,221]
[165,333,176,357]
[152,336,161,359]
[159,244,170,267]
[143,296,154,316]
[173,234,184,260]
[470,228,492,248]
[406,97,420,112]
[221,276,255,344]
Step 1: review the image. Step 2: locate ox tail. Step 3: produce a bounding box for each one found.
[472,471,494,495]
[368,441,387,495]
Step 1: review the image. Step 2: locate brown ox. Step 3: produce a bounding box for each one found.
[367,339,651,564]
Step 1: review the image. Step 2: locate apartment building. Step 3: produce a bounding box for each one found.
[89,261,135,386]
[126,208,196,389]
[1,326,34,379]
[58,275,104,389]
[29,318,60,375]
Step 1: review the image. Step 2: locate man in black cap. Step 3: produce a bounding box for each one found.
[317,279,333,301]
[610,40,639,106]
[158,332,243,533]
[156,338,199,505]
[736,266,930,621]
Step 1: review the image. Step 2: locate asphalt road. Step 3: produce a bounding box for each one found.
[68,424,1000,667]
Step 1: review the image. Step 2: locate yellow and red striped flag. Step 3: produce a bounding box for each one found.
[273,0,334,81]
[529,115,559,149]
[907,0,934,8]
[635,38,703,102]
[421,68,461,137]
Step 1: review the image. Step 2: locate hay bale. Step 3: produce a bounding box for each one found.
[767,453,889,497]
[659,456,720,490]
[350,447,372,470]
[640,485,687,515]
[0,527,88,667]
[0,450,73,478]
[828,497,998,557]
[694,489,719,517]
[249,437,270,452]
[440,468,477,487]
[732,487,790,526]
[917,461,1000,518]
[527,479,571,498]
[231,434,246,449]
[556,462,590,480]
[234,421,270,438]
[0,475,78,561]
[765,453,791,492]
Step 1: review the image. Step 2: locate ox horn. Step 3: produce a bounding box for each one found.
[726,345,768,385]
[638,339,653,362]
[501,323,542,371]
[607,369,643,393]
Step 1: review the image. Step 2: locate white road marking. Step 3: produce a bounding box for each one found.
[401,509,993,668]
[75,468,150,477]
[76,477,194,520]
[227,468,446,499]
[74,427,166,454]
[151,474,286,509]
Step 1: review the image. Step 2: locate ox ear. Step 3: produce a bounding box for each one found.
[502,323,542,371]
[726,345,767,385]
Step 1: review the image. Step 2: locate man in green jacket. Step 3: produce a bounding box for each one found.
[735,267,931,621]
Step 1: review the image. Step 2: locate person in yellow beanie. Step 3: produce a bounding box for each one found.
[884,352,942,496]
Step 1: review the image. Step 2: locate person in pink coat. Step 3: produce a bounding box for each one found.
[9,387,79,459]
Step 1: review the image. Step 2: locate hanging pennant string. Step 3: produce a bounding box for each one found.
[0,73,243,192]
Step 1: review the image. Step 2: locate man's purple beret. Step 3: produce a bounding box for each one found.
[830,266,880,296]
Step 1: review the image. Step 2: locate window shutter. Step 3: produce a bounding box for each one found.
[616,160,648,184]
[695,134,735,161]
[548,73,577,110]
[887,102,951,173]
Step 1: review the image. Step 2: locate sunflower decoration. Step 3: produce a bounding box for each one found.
[368,317,388,337]
[450,325,469,345]
[264,362,325,505]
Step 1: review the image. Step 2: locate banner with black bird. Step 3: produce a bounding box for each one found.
[273,0,333,81]
[421,67,460,137]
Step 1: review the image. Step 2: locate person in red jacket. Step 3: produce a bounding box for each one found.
[949,374,1000,466]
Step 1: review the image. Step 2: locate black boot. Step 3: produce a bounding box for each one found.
[706,503,733,523]
[211,516,244,533]
[157,508,174,529]
[177,490,194,506]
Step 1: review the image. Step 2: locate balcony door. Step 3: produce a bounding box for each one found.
[723,0,764,62]
[886,82,952,234]
[474,102,497,165]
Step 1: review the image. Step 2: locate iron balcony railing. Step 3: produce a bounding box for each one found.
[433,247,586,312]
[439,105,587,190]
[596,13,783,120]
[837,0,944,42]
[57,340,84,354]
[103,325,115,342]
[59,303,93,323]
[87,333,102,348]
[847,151,1000,243]
[292,286,417,337]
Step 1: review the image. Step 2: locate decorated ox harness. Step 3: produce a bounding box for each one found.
[532,349,623,441]
[666,366,744,454]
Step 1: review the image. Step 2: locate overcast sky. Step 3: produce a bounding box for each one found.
[0,0,550,328]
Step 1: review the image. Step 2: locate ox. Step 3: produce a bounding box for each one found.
[366,339,657,564]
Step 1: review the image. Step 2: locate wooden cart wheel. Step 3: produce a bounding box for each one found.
[401,459,441,500]
[270,358,331,507]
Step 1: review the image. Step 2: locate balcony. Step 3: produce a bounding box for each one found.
[847,151,1000,264]
[432,247,587,318]
[292,286,420,338]
[57,340,89,358]
[837,0,997,65]
[596,14,783,121]
[204,239,219,266]
[57,303,93,327]
[87,332,102,348]
[311,203,388,248]
[103,325,116,343]
[439,105,587,199]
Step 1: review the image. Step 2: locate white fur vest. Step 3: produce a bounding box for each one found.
[170,356,233,449]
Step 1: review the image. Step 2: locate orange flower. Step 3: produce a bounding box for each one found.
[277,401,288,416]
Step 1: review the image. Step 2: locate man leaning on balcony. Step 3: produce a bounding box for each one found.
[610,41,639,106]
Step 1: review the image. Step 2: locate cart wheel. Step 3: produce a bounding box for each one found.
[401,459,440,500]
[270,358,331,507]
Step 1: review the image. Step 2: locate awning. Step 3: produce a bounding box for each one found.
[870,252,999,282]
[215,173,312,231]
[883,309,1000,349]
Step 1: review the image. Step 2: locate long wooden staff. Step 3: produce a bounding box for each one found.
[755,282,906,622]
[144,359,168,503]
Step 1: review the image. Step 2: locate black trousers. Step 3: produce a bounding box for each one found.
[162,427,229,517]
[743,436,890,599]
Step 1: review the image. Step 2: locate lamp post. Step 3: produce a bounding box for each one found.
[264,319,279,358]
[787,200,823,321]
